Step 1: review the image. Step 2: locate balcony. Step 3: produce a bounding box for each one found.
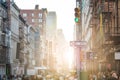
[89,0,93,7]
[104,27,120,44]
[101,2,114,13]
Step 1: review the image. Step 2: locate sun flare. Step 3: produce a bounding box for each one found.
[64,47,74,69]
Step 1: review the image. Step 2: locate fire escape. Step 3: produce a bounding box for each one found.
[102,0,116,59]
[90,0,104,60]
[91,0,120,71]
[102,0,120,71]
[0,0,11,75]
[18,16,27,65]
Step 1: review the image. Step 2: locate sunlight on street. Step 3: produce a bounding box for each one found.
[0,0,120,80]
[64,47,74,69]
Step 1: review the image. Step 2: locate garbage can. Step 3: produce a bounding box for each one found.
[79,72,88,80]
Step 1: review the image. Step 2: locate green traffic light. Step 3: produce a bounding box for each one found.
[74,18,79,22]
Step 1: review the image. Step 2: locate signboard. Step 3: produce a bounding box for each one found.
[70,41,87,47]
[27,69,35,75]
[34,66,47,70]
[86,52,94,60]
[115,52,120,60]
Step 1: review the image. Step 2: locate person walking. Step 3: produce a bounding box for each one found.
[2,75,6,80]
[0,75,2,80]
[108,71,119,80]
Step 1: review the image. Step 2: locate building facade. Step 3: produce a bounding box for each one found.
[20,5,48,69]
[26,25,36,75]
[0,0,10,75]
[10,2,20,75]
[55,29,68,73]
[90,0,120,72]
[46,11,57,72]
[80,0,120,74]
[18,15,28,75]
[0,0,37,76]
[81,0,94,73]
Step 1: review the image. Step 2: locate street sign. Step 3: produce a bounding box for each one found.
[115,52,120,60]
[70,41,87,47]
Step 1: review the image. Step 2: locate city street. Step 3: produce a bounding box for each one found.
[0,0,120,80]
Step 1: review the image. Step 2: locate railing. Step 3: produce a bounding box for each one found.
[104,27,120,35]
[89,0,93,7]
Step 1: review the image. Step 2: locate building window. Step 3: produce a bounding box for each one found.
[32,19,34,22]
[39,13,42,18]
[23,13,27,17]
[32,13,34,17]
[39,19,42,23]
[39,24,42,28]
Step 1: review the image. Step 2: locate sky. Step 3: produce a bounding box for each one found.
[14,0,76,41]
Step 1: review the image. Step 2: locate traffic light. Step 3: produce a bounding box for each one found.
[74,7,80,23]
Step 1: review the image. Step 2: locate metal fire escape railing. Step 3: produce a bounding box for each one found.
[0,0,11,75]
[102,0,120,55]
[91,0,120,61]
[91,0,103,54]
[0,2,10,64]
[102,1,114,56]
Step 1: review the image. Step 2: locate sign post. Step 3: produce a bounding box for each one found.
[70,41,88,80]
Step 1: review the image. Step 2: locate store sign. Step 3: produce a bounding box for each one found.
[115,52,120,60]
[70,41,87,47]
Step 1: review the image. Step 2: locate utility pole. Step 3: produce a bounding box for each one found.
[70,0,88,80]
[70,41,87,80]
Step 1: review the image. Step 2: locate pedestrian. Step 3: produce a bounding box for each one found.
[0,75,2,80]
[2,75,6,80]
[88,73,93,80]
[108,71,118,80]
[97,72,102,80]
[18,75,22,80]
